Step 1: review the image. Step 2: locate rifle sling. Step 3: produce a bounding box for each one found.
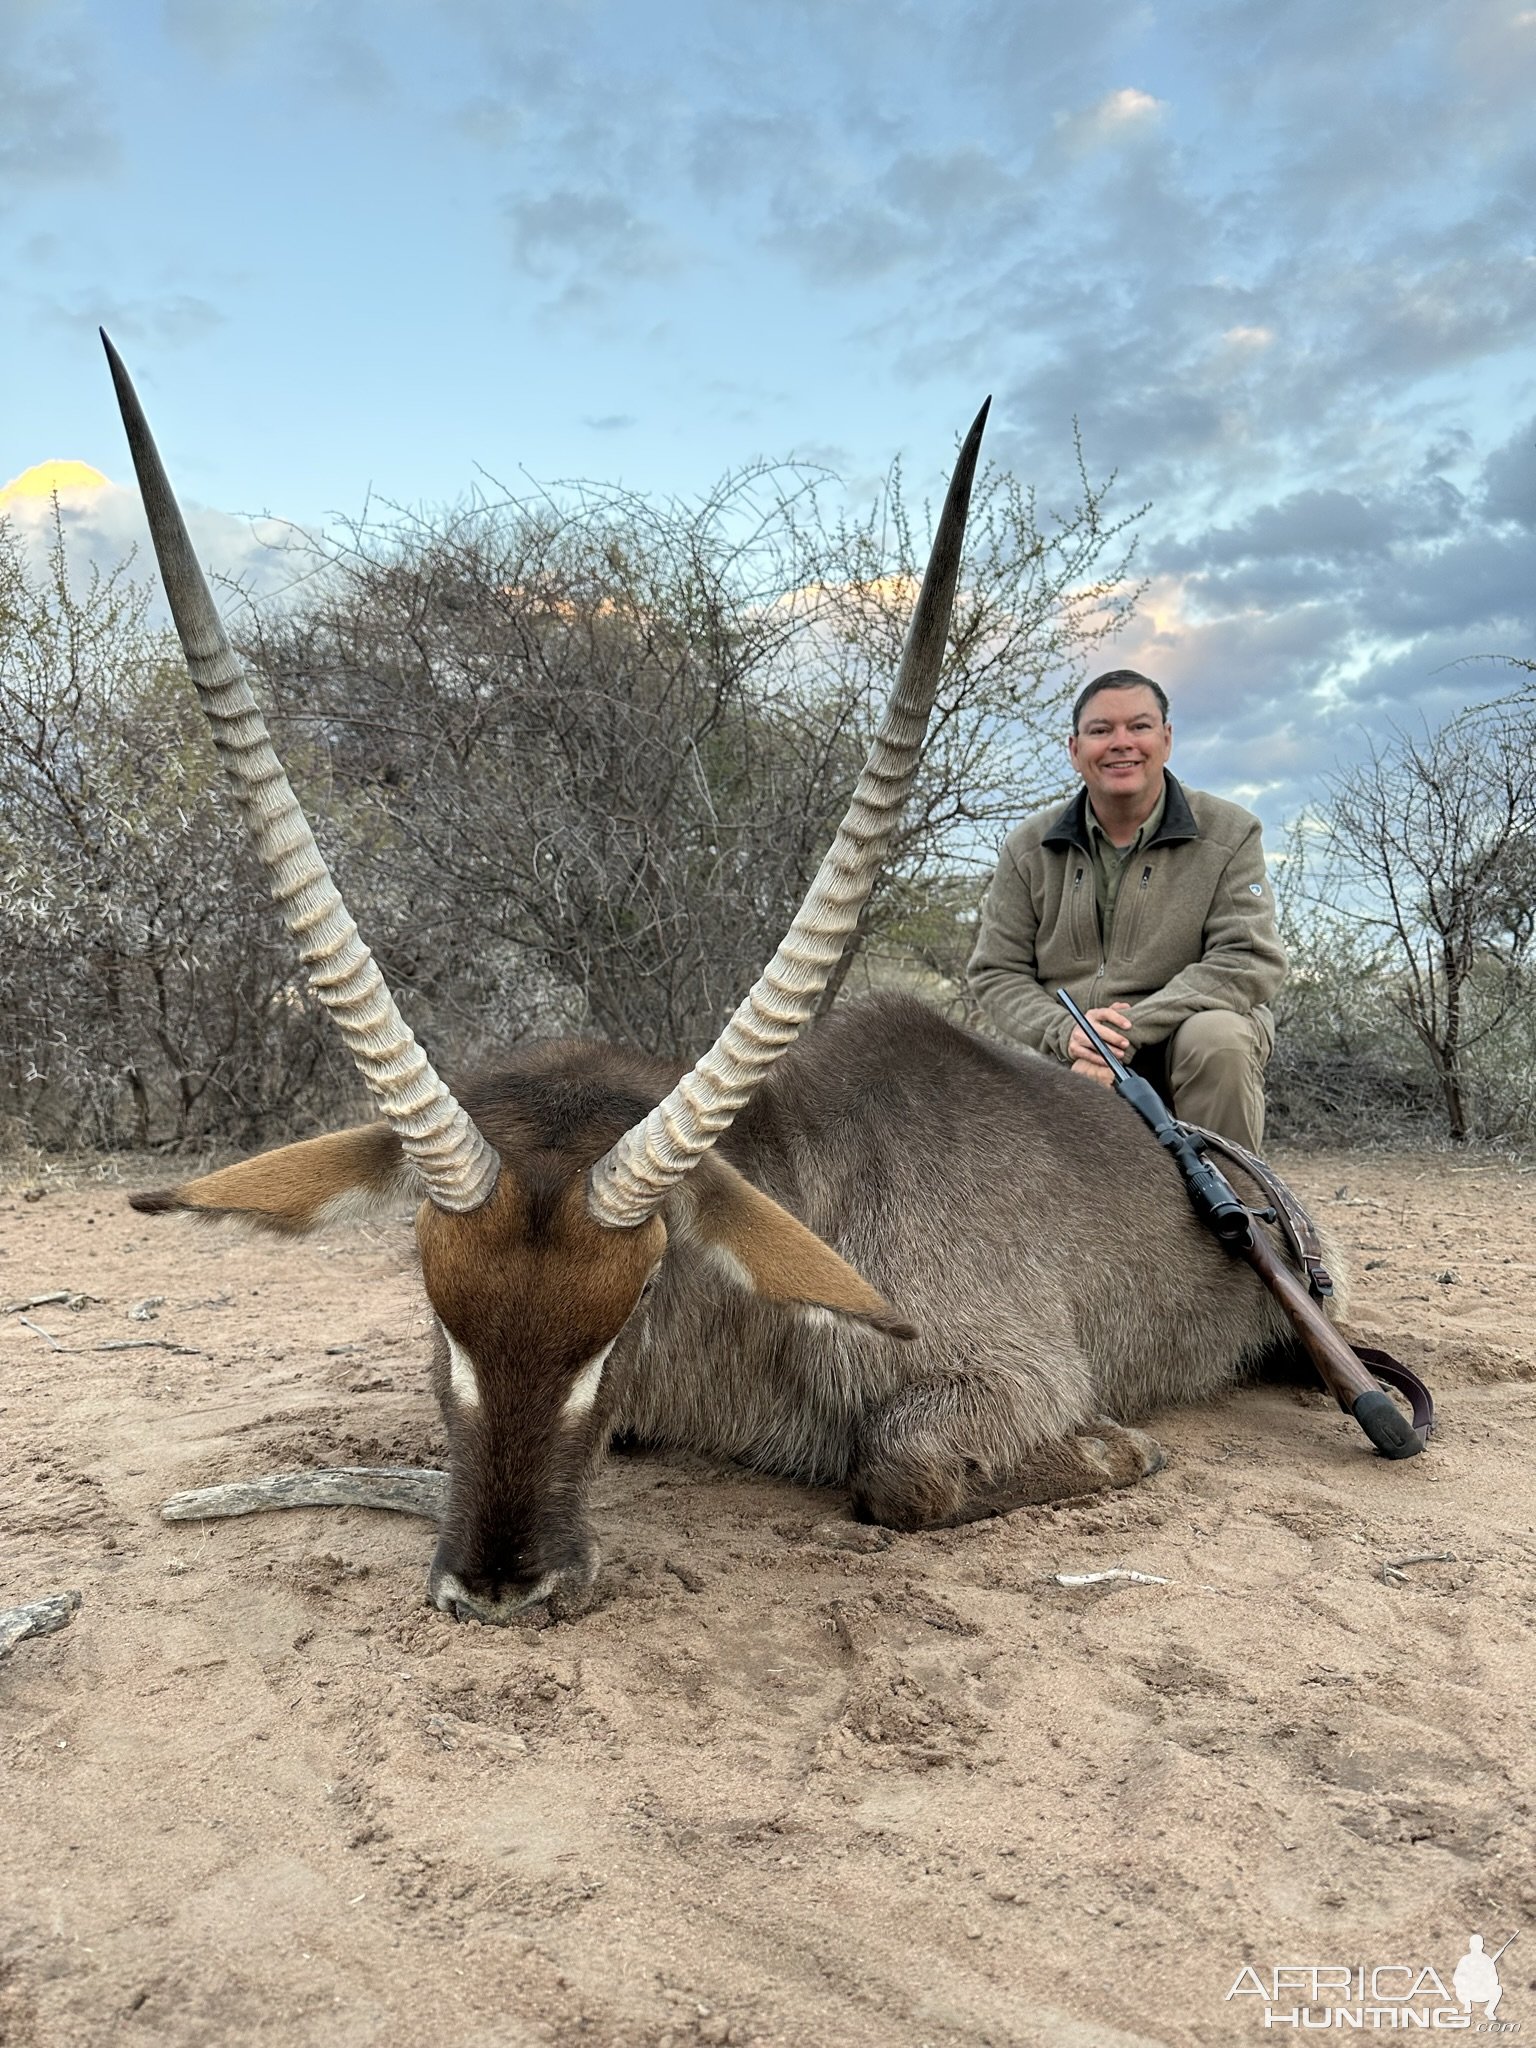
[1179,1122,1336,1297]
[1177,1122,1435,1438]
[1348,1346,1436,1437]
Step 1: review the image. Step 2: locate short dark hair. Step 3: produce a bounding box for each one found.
[1072,669,1170,733]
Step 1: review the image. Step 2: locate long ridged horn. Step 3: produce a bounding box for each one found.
[588,397,990,1228]
[102,333,499,1214]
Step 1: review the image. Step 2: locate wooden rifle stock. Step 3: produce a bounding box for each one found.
[1243,1226,1423,1458]
[1244,1227,1378,1407]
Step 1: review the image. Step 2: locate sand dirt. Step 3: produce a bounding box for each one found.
[2,1147,1533,2048]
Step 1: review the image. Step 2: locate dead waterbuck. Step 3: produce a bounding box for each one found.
[107,336,1334,1624]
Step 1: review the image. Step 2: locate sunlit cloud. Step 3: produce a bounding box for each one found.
[1098,87,1164,125]
[1055,85,1168,156]
[1,460,111,506]
[1,460,315,611]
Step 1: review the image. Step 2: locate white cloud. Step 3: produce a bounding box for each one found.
[1,471,319,616]
[1099,86,1164,124]
[1055,85,1167,156]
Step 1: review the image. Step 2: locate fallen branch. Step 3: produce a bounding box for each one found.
[0,1590,83,1660]
[162,1466,448,1522]
[3,1290,89,1315]
[96,1339,203,1355]
[15,1317,63,1350]
[1051,1566,1170,1588]
[1379,1548,1457,1585]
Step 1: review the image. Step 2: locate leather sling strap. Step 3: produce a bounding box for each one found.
[1181,1123,1337,1297]
[1348,1345,1436,1438]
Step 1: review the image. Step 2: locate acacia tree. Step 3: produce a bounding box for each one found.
[244,445,1141,1056]
[0,514,378,1147]
[244,472,859,1056]
[1305,691,1536,1141]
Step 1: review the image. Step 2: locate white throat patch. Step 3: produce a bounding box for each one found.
[562,1339,615,1423]
[444,1329,481,1410]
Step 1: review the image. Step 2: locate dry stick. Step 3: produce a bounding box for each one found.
[1377,1550,1456,1585]
[161,1467,448,1522]
[3,1291,72,1314]
[0,1590,82,1660]
[96,1339,203,1355]
[15,1317,63,1350]
[1052,1567,1170,1588]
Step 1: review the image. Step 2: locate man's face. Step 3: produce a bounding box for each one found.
[1069,686,1172,811]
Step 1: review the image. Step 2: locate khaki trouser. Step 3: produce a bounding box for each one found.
[1132,1010,1273,1150]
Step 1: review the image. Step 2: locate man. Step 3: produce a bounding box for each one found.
[966,668,1285,1149]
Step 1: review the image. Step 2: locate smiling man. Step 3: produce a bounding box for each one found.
[966,669,1286,1148]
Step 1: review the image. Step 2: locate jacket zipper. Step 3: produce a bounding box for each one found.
[1116,863,1152,961]
[1073,860,1105,995]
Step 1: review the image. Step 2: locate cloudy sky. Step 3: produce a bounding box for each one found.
[4,0,1535,831]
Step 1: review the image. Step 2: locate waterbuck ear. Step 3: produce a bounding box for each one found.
[683,1155,917,1339]
[128,1124,415,1236]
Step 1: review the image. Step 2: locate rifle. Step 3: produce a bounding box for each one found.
[1056,990,1425,1459]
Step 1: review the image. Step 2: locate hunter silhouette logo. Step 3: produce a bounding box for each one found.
[1227,1930,1520,2031]
[1454,1934,1515,2022]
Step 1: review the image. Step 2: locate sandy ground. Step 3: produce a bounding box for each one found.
[2,1146,1533,2048]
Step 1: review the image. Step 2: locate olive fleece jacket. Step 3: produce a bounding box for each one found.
[967,772,1287,1062]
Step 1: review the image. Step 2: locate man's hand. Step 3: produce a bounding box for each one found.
[1066,1002,1133,1069]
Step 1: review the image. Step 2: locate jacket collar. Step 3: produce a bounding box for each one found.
[1041,771,1199,856]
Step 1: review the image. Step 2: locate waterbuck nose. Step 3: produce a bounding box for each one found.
[427,1564,557,1624]
[426,1539,598,1625]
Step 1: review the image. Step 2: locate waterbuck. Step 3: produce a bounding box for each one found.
[107,337,1341,1625]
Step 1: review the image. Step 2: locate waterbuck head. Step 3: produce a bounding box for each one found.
[107,332,986,1620]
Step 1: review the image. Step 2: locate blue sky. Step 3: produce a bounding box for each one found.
[4,0,1535,833]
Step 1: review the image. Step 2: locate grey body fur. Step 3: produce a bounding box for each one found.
[587,993,1333,1523]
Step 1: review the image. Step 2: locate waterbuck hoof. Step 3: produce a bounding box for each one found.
[852,1417,1169,1529]
[1082,1417,1168,1484]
